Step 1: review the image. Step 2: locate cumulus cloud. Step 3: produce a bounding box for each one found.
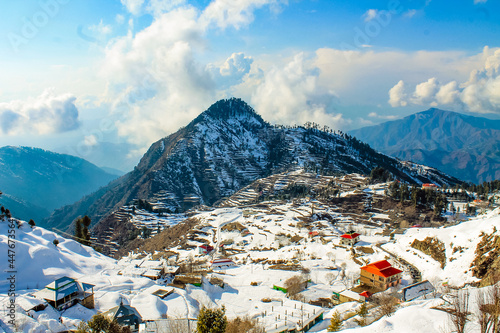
[101,1,286,150]
[209,52,254,89]
[388,80,408,107]
[251,53,347,129]
[0,90,80,135]
[387,47,500,113]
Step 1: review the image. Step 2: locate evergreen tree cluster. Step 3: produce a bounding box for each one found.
[74,215,92,246]
[460,180,500,200]
[387,181,448,217]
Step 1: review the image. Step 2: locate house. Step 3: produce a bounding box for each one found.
[340,231,360,247]
[210,258,236,268]
[331,285,346,303]
[400,280,435,302]
[15,296,46,313]
[309,231,320,238]
[198,244,214,255]
[34,277,94,311]
[422,183,438,190]
[338,290,365,303]
[103,301,142,332]
[359,260,403,290]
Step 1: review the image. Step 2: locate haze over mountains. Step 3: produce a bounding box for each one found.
[350,108,500,184]
[42,98,460,233]
[0,146,118,222]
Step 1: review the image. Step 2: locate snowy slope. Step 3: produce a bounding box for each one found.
[385,208,500,286]
[0,218,116,291]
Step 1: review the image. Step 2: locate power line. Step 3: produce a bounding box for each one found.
[51,228,112,248]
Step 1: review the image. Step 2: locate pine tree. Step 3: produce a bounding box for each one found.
[356,302,368,318]
[328,311,343,332]
[28,219,35,228]
[75,218,83,242]
[53,239,59,247]
[196,306,227,333]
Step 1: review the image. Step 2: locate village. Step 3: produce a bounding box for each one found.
[2,173,499,332]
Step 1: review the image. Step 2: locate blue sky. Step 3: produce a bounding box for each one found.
[0,0,499,171]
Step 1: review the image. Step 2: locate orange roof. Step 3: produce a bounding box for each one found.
[341,233,360,239]
[360,260,403,278]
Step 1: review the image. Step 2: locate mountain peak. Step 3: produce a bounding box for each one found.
[196,98,265,124]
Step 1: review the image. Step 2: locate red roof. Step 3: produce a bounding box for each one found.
[359,291,372,298]
[360,260,403,278]
[422,183,438,188]
[341,233,360,239]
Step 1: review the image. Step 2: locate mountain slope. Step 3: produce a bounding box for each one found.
[349,108,500,183]
[0,146,118,218]
[0,217,116,290]
[0,193,50,223]
[43,99,461,233]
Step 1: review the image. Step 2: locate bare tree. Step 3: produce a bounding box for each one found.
[375,294,399,318]
[285,275,307,298]
[449,290,471,333]
[479,283,500,333]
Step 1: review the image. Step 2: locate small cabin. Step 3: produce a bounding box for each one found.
[340,231,360,247]
[103,301,142,332]
[210,258,236,268]
[34,277,94,311]
[198,244,214,255]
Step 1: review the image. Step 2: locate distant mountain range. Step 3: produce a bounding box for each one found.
[0,146,118,222]
[350,108,500,184]
[42,98,461,233]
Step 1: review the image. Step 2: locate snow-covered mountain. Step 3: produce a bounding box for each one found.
[43,98,461,233]
[349,108,500,184]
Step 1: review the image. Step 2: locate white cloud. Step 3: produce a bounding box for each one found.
[411,77,440,105]
[0,90,80,135]
[89,20,112,36]
[83,134,98,147]
[99,1,291,151]
[363,9,378,22]
[387,47,500,114]
[120,0,145,15]
[389,80,408,107]
[209,52,254,88]
[474,0,487,4]
[201,0,287,30]
[116,14,125,24]
[368,112,398,120]
[404,9,418,18]
[250,53,348,129]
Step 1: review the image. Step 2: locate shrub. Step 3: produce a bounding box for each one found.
[196,306,227,333]
[226,316,265,333]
